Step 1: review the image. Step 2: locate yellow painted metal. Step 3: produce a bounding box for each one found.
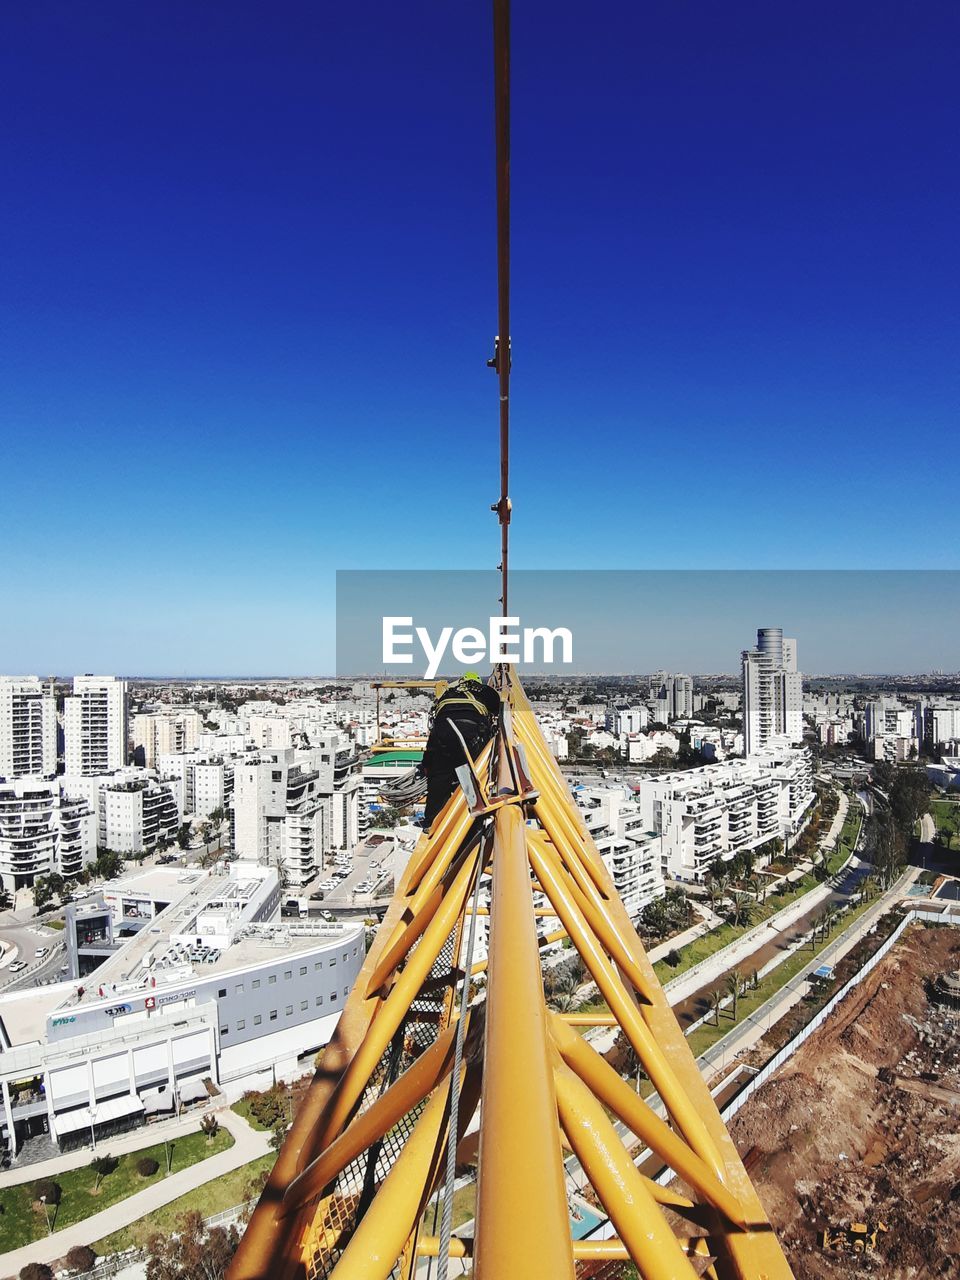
[469,925,568,977]
[554,1055,700,1280]
[549,1015,750,1227]
[558,1012,619,1026]
[229,671,795,1280]
[473,803,575,1280]
[313,842,480,1153]
[527,829,725,1178]
[313,1068,457,1280]
[281,1021,460,1216]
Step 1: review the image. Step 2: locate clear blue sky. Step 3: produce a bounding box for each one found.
[2,2,958,674]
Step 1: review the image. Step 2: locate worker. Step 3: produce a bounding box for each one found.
[418,671,500,829]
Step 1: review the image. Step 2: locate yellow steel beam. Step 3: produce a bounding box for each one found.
[553,1054,700,1280]
[473,803,575,1280]
[281,1020,462,1217]
[549,1015,750,1228]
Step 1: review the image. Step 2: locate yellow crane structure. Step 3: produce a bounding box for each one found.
[228,2,794,1275]
[229,670,793,1280]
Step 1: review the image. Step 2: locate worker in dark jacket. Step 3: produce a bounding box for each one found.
[419,672,500,829]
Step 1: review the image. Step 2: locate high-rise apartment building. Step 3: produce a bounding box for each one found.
[0,779,96,891]
[741,628,803,756]
[0,677,57,780]
[64,676,128,776]
[133,710,202,768]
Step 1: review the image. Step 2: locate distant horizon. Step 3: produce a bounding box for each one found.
[9,669,958,683]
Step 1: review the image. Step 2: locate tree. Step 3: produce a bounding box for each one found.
[20,1266,53,1280]
[710,988,725,1026]
[889,770,931,832]
[65,1246,97,1274]
[544,966,588,1015]
[200,1113,220,1140]
[93,849,124,880]
[725,970,744,1019]
[137,1157,160,1178]
[33,1180,62,1206]
[176,823,192,850]
[90,1153,118,1192]
[727,892,754,929]
[145,1211,239,1280]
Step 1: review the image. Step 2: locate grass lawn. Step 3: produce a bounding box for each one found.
[0,1127,234,1253]
[932,800,960,851]
[230,1097,271,1131]
[94,1153,273,1254]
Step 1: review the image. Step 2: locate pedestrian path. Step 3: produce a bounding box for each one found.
[0,1111,270,1276]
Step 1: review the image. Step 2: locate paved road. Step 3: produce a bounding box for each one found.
[0,1110,270,1275]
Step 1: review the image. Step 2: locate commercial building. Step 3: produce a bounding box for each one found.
[0,862,364,1155]
[741,628,803,756]
[635,748,814,882]
[0,677,57,781]
[0,780,96,892]
[64,676,128,776]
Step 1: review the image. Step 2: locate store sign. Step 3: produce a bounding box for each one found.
[52,1015,76,1027]
[158,989,195,1005]
[105,1003,131,1017]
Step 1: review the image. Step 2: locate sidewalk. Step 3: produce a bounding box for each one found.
[0,1105,228,1190]
[0,1111,270,1276]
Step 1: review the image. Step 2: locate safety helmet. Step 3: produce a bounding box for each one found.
[461,670,481,684]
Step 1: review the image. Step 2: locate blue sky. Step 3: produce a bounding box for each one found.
[1,2,958,674]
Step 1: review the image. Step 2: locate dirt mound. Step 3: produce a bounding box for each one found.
[728,925,960,1278]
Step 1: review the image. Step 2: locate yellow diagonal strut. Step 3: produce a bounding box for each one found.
[227,670,794,1280]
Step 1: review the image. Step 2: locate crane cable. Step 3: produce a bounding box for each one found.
[490,0,511,618]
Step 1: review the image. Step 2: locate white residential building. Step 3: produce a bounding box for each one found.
[232,741,361,887]
[158,753,233,819]
[635,748,815,882]
[64,676,128,776]
[573,784,664,918]
[0,780,96,892]
[99,777,180,855]
[741,628,803,756]
[924,705,960,749]
[133,711,202,769]
[0,677,57,780]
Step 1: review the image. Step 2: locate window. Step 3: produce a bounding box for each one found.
[331,991,338,1002]
[285,1004,293,1016]
[235,983,244,994]
[269,1010,278,1021]
[329,957,336,967]
[237,1019,245,1031]
[254,1014,262,1026]
[220,1025,229,1036]
[253,979,260,990]
[315,995,323,1006]
[269,974,276,985]
[299,966,307,976]
[352,947,358,957]
[342,952,348,963]
[300,999,308,1011]
[218,988,227,998]
[284,969,292,980]
[314,961,321,971]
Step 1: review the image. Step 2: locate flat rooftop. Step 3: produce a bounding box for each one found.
[65,868,362,1006]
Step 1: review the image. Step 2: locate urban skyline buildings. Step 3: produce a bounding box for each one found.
[64,675,129,776]
[0,676,57,780]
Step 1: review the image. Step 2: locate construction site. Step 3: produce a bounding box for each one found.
[728,922,960,1277]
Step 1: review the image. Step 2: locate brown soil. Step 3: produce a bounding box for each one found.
[728,924,960,1278]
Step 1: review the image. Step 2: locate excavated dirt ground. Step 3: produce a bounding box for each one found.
[728,923,960,1278]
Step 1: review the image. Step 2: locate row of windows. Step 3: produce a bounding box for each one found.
[220,988,350,1037]
[217,947,359,998]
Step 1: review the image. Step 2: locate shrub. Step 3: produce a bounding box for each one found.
[20,1265,54,1280]
[665,948,681,968]
[137,1156,160,1178]
[200,1113,220,1138]
[32,1180,61,1206]
[65,1246,97,1273]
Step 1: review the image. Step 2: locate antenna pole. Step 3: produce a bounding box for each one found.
[490,0,511,617]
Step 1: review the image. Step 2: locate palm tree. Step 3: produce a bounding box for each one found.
[545,967,588,1015]
[728,892,754,928]
[710,988,725,1026]
[725,970,744,1019]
